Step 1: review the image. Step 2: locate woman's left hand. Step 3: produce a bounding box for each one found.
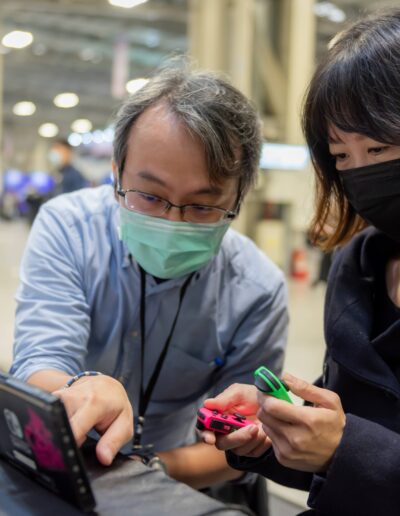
[257,373,346,473]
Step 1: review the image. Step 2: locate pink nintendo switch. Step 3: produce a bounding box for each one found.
[196,407,252,434]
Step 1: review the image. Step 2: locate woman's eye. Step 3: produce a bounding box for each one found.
[369,146,389,155]
[334,153,347,162]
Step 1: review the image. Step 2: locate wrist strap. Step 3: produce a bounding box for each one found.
[63,371,102,389]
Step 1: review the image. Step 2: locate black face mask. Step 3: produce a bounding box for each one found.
[340,158,400,242]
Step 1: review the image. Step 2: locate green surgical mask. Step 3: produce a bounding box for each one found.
[120,207,231,279]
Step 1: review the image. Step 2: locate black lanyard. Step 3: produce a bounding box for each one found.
[132,264,194,449]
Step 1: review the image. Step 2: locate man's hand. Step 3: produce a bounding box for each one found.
[198,383,272,458]
[257,373,346,473]
[53,375,133,466]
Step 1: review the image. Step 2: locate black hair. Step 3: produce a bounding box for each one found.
[113,60,262,198]
[304,8,400,248]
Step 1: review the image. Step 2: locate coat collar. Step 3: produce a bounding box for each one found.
[325,227,400,398]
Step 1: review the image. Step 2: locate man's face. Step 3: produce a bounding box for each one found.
[113,102,239,222]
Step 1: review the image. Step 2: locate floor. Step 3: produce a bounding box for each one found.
[0,218,327,515]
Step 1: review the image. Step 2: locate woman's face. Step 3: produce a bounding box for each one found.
[328,125,400,171]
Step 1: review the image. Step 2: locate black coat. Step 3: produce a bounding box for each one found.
[227,228,400,516]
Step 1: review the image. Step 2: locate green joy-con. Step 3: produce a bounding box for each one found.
[254,366,293,404]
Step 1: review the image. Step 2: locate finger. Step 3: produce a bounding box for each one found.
[215,424,259,451]
[250,437,273,457]
[230,430,272,458]
[259,387,340,426]
[258,396,305,425]
[283,373,341,409]
[96,411,134,466]
[197,430,216,445]
[260,422,287,453]
[69,401,104,446]
[257,402,308,435]
[239,436,273,458]
[204,384,258,415]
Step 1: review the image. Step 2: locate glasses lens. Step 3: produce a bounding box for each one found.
[184,206,224,223]
[125,191,166,215]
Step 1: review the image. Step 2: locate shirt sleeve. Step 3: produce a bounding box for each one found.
[10,203,90,381]
[210,274,288,395]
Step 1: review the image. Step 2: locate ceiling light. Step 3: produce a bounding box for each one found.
[126,78,149,95]
[314,2,346,23]
[2,30,33,49]
[82,133,93,145]
[53,92,79,108]
[103,127,115,142]
[38,123,59,138]
[13,101,36,116]
[108,0,148,8]
[71,118,93,133]
[68,133,83,147]
[92,130,105,144]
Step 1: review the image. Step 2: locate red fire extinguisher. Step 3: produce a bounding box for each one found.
[291,248,309,280]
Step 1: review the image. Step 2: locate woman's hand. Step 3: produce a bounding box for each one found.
[257,373,346,473]
[198,383,273,458]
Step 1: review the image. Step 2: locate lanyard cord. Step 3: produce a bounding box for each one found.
[133,265,194,449]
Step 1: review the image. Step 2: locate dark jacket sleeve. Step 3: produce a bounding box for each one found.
[307,413,400,516]
[226,449,312,491]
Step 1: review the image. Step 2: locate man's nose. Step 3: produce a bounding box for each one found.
[162,205,185,222]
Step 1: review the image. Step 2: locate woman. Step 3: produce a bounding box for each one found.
[201,9,400,516]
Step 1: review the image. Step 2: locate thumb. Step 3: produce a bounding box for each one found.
[204,384,258,415]
[282,373,339,409]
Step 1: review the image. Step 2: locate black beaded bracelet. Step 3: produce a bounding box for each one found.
[63,371,102,389]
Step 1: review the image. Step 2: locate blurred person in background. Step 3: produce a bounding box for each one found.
[200,8,400,516]
[10,63,288,515]
[48,139,88,194]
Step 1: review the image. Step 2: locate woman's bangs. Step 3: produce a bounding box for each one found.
[323,64,373,136]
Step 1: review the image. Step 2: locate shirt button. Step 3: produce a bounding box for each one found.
[131,330,138,337]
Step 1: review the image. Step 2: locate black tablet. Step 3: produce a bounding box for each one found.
[0,372,96,512]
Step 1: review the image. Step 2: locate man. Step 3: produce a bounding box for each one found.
[11,65,287,495]
[48,139,87,194]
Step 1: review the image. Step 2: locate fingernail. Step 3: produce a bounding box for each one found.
[102,446,113,465]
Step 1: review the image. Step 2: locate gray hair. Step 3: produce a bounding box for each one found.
[113,63,262,197]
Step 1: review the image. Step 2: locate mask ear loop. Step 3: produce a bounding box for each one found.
[232,179,244,217]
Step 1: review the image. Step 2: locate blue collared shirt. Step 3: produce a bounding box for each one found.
[11,185,288,452]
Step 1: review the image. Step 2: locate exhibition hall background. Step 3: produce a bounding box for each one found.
[0,0,395,513]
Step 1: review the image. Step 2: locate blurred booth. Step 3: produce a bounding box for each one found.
[253,142,311,276]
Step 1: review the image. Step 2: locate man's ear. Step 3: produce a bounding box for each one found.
[111,160,118,185]
[111,160,120,198]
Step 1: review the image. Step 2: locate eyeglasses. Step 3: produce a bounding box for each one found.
[117,188,237,224]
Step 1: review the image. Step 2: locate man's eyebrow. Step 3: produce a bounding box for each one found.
[137,170,223,196]
[137,171,166,187]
